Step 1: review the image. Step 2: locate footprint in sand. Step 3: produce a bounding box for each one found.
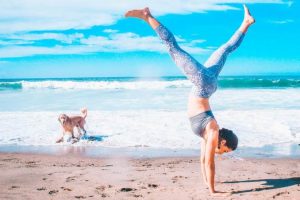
[136,169,147,172]
[26,161,36,164]
[61,186,72,191]
[100,165,112,171]
[142,163,152,167]
[95,185,106,192]
[101,193,110,198]
[9,185,20,190]
[74,195,86,199]
[95,186,111,198]
[66,176,78,182]
[120,188,136,192]
[48,190,59,195]
[25,161,38,168]
[172,175,187,183]
[148,184,158,188]
[1,158,18,162]
[272,191,290,198]
[37,187,47,191]
[96,185,113,191]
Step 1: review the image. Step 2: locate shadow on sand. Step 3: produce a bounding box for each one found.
[223,177,300,194]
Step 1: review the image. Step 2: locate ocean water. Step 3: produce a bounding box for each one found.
[0,76,299,157]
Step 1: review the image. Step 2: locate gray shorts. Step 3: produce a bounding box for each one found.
[189,111,215,137]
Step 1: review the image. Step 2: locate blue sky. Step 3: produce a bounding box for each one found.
[0,0,299,78]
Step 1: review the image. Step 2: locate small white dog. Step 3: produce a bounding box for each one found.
[56,108,87,143]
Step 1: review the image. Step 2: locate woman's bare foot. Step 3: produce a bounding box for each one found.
[125,7,160,29]
[125,7,152,22]
[243,4,255,25]
[238,4,255,33]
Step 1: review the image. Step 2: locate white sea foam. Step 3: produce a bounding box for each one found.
[0,110,299,150]
[19,80,191,90]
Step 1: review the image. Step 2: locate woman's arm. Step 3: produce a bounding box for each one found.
[200,139,208,186]
[204,130,218,193]
[205,128,231,197]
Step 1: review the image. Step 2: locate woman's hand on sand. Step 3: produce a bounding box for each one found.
[204,180,209,188]
[210,191,231,197]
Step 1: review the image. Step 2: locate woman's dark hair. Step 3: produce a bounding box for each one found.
[219,128,238,150]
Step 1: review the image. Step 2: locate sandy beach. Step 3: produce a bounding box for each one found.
[0,153,299,200]
[1,0,300,200]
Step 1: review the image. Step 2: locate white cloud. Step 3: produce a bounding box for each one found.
[269,19,294,24]
[82,32,208,53]
[80,33,165,52]
[5,33,84,44]
[0,31,209,58]
[0,0,291,58]
[0,45,88,58]
[0,40,33,45]
[0,0,289,34]
[103,29,119,33]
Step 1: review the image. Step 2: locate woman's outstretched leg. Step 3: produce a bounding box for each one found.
[125,8,207,88]
[204,5,255,76]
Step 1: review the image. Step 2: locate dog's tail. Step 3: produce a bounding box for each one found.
[81,108,88,119]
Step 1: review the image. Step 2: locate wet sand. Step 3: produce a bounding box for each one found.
[0,153,299,200]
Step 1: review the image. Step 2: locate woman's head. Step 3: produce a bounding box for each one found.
[215,128,238,154]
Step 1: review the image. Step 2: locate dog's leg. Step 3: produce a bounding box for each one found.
[71,137,79,144]
[75,124,82,139]
[56,136,63,143]
[69,129,79,144]
[79,121,87,136]
[82,127,87,135]
[56,130,65,143]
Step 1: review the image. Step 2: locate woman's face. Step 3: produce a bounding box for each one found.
[215,139,232,154]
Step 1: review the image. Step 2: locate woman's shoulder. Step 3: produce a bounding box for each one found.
[203,119,219,140]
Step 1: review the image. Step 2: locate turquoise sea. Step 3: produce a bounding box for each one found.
[0,76,299,158]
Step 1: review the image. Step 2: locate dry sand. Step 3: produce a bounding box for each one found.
[0,153,299,200]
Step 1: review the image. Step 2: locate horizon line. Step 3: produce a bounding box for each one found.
[1,74,300,80]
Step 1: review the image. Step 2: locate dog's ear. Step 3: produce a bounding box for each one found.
[58,114,65,123]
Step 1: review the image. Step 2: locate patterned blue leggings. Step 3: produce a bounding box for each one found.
[155,24,245,98]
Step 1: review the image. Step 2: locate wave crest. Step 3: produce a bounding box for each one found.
[1,77,299,90]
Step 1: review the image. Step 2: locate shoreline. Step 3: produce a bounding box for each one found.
[1,152,299,200]
[0,143,299,159]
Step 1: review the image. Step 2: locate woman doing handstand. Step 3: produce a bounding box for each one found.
[125,4,255,196]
